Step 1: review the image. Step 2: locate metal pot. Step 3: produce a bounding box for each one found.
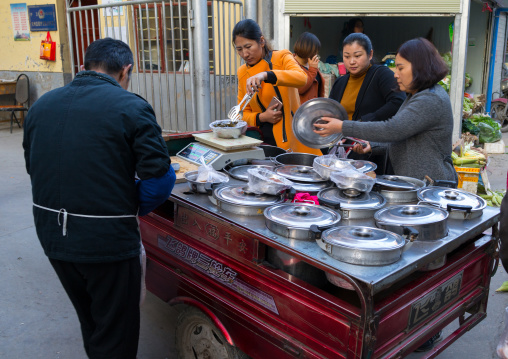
[259,145,287,158]
[417,187,487,220]
[374,205,449,241]
[264,203,341,241]
[374,175,426,203]
[223,161,276,181]
[184,170,229,193]
[314,226,413,266]
[274,165,332,195]
[318,187,386,219]
[274,152,318,167]
[211,184,285,216]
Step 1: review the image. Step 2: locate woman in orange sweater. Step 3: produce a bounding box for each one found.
[232,19,321,155]
[293,32,325,104]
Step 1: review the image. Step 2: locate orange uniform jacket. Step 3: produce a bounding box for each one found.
[237,49,322,155]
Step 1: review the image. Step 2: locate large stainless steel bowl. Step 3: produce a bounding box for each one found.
[292,98,348,149]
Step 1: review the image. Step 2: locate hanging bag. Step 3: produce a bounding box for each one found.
[40,32,56,61]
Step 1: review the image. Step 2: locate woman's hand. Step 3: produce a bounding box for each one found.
[308,55,320,69]
[352,141,372,154]
[246,72,267,95]
[313,116,343,137]
[259,103,283,124]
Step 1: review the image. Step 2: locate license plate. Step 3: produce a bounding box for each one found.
[407,271,463,330]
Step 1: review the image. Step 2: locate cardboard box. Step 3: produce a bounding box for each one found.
[454,166,480,194]
[484,140,506,154]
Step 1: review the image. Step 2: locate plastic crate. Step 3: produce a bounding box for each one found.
[454,166,480,194]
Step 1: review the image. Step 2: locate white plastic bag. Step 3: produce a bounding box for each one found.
[247,167,293,195]
[196,156,229,183]
[313,154,356,180]
[331,169,376,193]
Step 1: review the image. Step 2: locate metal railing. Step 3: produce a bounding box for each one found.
[66,0,243,132]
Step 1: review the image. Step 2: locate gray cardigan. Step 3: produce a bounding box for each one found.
[342,84,457,182]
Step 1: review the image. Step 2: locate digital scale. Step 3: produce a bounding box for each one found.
[176,132,265,170]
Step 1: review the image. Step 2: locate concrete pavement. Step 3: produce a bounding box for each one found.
[1,122,507,359]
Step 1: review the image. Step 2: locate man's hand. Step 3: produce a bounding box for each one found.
[313,116,343,136]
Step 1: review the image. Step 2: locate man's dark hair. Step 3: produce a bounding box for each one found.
[397,37,449,92]
[294,32,321,60]
[84,38,133,76]
[232,19,273,52]
[343,33,372,55]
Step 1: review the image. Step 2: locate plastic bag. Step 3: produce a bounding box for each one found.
[40,32,56,61]
[330,169,375,193]
[247,167,293,195]
[478,121,502,143]
[498,307,508,358]
[196,156,229,183]
[313,154,356,180]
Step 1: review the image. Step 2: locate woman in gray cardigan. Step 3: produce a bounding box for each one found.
[314,38,457,184]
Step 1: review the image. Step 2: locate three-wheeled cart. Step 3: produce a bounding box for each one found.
[139,133,500,359]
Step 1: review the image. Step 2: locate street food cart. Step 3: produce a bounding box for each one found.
[139,130,500,359]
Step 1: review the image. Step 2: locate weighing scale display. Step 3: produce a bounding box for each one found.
[177,143,221,165]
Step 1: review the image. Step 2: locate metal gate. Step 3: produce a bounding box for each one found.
[67,0,243,132]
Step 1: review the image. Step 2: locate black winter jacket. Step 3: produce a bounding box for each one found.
[23,71,170,263]
[329,64,405,122]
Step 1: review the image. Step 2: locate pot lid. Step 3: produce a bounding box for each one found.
[226,164,275,181]
[322,226,405,250]
[214,185,284,206]
[291,180,331,193]
[346,160,377,174]
[376,175,423,190]
[417,187,486,212]
[318,188,386,210]
[275,165,326,182]
[264,203,341,229]
[374,205,448,225]
[292,98,348,149]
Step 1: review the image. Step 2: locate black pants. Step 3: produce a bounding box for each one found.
[49,257,141,359]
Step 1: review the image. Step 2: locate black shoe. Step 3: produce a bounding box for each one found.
[414,331,442,352]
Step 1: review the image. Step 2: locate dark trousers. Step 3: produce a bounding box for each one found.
[49,257,141,359]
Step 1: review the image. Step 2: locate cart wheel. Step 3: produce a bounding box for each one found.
[176,307,249,359]
[490,101,508,133]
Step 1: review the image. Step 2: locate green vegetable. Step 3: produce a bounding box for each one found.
[462,119,480,135]
[478,121,502,143]
[497,281,508,292]
[465,73,472,88]
[469,114,501,131]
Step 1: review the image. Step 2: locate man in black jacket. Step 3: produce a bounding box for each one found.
[23,38,175,359]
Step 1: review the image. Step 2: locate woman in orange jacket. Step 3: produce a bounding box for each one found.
[232,19,321,155]
[293,32,325,104]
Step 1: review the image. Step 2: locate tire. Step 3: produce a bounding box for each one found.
[176,307,250,359]
[490,101,508,133]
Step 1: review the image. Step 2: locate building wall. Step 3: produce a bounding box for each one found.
[493,12,507,97]
[0,0,71,117]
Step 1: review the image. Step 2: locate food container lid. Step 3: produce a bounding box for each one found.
[275,165,326,182]
[417,187,486,212]
[318,188,386,210]
[264,203,341,228]
[376,175,423,190]
[291,180,331,193]
[374,205,448,225]
[292,98,347,149]
[214,185,284,206]
[322,226,405,250]
[227,164,275,181]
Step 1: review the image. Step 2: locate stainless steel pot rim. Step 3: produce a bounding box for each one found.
[184,170,229,184]
[264,203,341,228]
[275,165,326,182]
[214,185,285,206]
[376,175,425,190]
[417,187,487,212]
[292,98,348,148]
[274,152,319,165]
[321,226,405,250]
[318,188,386,209]
[290,180,332,192]
[374,204,449,225]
